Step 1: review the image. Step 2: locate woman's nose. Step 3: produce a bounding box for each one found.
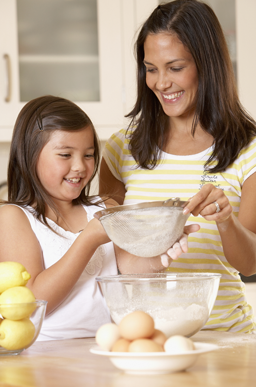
[156,71,172,90]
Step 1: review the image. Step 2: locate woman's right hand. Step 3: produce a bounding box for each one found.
[183,183,233,224]
[160,223,200,267]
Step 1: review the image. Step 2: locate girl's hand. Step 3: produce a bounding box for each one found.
[183,183,233,223]
[160,223,200,267]
[85,218,111,246]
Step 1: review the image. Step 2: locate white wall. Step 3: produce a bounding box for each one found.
[0,143,10,183]
[236,0,256,120]
[245,283,256,320]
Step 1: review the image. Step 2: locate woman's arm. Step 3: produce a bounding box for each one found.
[99,158,126,205]
[183,177,256,276]
[0,205,110,315]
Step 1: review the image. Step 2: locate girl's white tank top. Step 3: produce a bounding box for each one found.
[16,203,117,341]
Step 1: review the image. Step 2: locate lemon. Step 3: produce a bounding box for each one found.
[0,286,36,320]
[0,262,31,294]
[0,318,35,350]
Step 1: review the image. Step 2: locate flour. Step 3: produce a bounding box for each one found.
[111,303,208,338]
[204,333,256,348]
[154,304,208,337]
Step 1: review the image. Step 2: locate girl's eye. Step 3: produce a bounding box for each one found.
[59,153,70,158]
[85,154,95,159]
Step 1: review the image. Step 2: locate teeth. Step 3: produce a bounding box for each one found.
[65,178,80,183]
[163,91,184,100]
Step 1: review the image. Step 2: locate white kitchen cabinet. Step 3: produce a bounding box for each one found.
[0,0,129,141]
[0,0,159,142]
[1,0,255,144]
[0,0,20,138]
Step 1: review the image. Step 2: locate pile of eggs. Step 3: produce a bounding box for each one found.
[96,311,195,353]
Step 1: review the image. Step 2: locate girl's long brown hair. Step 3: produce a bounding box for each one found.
[7,95,102,228]
[127,0,256,172]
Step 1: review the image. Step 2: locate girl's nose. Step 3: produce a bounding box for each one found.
[71,158,86,173]
[156,71,172,91]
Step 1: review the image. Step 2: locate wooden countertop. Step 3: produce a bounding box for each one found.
[0,331,255,387]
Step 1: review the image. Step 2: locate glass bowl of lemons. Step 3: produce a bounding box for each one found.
[0,262,47,356]
[0,298,47,356]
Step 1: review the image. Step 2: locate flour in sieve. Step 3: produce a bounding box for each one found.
[103,207,188,257]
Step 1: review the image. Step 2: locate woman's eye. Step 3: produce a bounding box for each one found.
[85,154,94,159]
[145,67,156,73]
[171,67,183,72]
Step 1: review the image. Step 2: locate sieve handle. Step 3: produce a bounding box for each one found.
[163,197,181,207]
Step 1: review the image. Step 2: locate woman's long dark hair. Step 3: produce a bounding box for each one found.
[127,0,256,172]
[7,95,101,228]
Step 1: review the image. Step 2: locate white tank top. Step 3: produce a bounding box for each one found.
[16,203,117,341]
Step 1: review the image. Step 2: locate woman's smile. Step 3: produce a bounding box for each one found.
[161,90,185,103]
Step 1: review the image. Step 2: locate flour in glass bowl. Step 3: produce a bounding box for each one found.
[154,304,208,337]
[111,303,209,338]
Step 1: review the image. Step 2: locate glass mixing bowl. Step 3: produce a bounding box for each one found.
[96,273,221,338]
[0,300,47,356]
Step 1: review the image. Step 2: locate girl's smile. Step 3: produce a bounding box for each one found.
[36,126,95,205]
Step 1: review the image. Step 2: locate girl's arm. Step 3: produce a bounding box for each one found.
[183,176,256,276]
[0,204,199,314]
[0,205,110,315]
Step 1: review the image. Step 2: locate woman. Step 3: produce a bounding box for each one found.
[99,0,256,333]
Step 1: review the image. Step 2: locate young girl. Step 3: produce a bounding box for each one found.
[0,95,118,340]
[0,95,195,341]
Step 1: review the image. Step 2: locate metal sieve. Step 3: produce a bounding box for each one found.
[94,198,190,257]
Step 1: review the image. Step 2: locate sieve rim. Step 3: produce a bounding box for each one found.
[94,197,188,220]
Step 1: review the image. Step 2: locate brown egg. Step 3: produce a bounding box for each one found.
[119,311,154,341]
[95,323,120,351]
[150,329,167,346]
[111,338,131,352]
[129,339,164,353]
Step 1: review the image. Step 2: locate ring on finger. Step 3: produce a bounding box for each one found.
[214,201,220,213]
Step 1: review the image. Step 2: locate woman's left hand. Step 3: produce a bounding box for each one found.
[183,183,233,223]
[160,223,200,267]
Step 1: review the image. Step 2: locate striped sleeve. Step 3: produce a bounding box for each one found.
[103,129,128,182]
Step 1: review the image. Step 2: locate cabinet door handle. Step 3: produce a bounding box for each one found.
[3,54,12,102]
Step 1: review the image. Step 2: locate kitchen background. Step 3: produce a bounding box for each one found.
[1,0,256,290]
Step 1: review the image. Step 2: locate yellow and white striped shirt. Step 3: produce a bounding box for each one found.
[103,128,256,333]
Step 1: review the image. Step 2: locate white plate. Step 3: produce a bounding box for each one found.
[90,342,218,375]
